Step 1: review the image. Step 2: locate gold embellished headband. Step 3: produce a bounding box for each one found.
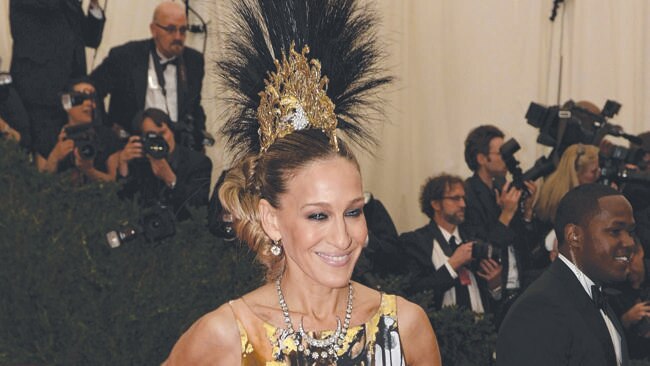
[257,43,338,153]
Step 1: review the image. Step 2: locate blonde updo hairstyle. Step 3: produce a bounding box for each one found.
[218,129,360,281]
[534,143,599,222]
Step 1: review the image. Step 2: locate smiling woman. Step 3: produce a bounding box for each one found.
[162,0,441,364]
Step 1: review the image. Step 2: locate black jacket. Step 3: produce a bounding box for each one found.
[464,174,536,288]
[497,259,629,366]
[399,220,495,312]
[90,39,206,148]
[10,0,105,107]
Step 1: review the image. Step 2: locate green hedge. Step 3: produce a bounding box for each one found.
[0,140,263,365]
[0,139,519,365]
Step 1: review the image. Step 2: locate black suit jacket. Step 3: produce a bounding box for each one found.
[464,174,536,288]
[90,39,206,141]
[497,259,629,366]
[399,220,494,311]
[10,0,105,107]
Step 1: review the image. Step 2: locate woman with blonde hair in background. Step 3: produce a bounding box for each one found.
[533,143,600,263]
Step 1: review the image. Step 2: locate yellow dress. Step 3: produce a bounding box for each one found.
[229,293,405,365]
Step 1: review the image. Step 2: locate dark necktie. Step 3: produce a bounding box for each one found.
[449,235,459,251]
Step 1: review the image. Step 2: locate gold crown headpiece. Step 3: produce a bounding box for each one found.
[257,42,338,153]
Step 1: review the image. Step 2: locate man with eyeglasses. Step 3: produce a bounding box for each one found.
[399,174,503,313]
[463,125,537,326]
[91,1,206,151]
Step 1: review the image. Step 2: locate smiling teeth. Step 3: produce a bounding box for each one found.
[317,253,348,262]
[614,256,629,262]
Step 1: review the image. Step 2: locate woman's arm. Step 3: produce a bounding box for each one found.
[163,303,242,366]
[397,296,442,366]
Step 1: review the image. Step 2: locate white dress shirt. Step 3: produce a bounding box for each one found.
[431,226,484,313]
[145,51,178,122]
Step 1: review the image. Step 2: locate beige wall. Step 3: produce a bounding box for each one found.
[2,0,649,231]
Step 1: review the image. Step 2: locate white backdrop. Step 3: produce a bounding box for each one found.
[1,0,649,231]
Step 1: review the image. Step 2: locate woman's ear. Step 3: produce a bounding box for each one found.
[259,198,281,241]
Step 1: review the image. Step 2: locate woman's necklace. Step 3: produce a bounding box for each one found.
[275,277,353,362]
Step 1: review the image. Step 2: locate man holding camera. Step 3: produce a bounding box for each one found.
[35,77,119,183]
[399,174,503,313]
[91,1,206,151]
[463,125,538,323]
[115,108,211,216]
[497,184,633,366]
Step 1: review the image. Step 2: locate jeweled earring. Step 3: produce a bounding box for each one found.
[271,239,283,256]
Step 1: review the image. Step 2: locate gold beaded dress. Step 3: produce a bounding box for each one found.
[229,293,405,365]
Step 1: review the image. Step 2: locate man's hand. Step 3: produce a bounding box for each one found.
[477,258,502,290]
[448,242,473,271]
[149,155,177,188]
[496,181,521,226]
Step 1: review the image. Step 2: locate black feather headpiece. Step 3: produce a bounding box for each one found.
[218,0,392,158]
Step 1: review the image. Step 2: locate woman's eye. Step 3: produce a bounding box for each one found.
[345,208,362,217]
[308,213,328,221]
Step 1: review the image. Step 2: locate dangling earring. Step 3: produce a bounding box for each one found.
[271,239,283,256]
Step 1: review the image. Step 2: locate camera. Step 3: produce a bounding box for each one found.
[599,144,650,186]
[141,132,169,159]
[64,123,97,160]
[61,91,96,110]
[472,240,501,262]
[105,203,176,248]
[499,138,556,197]
[525,100,641,157]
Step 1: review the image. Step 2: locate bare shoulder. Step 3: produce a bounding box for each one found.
[163,302,241,366]
[395,296,442,366]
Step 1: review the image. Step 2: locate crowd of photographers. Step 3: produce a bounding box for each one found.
[353,100,650,359]
[3,0,650,361]
[2,1,213,245]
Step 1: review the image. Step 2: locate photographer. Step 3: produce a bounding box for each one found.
[463,125,537,324]
[90,1,206,151]
[115,108,211,216]
[400,174,503,313]
[35,77,119,183]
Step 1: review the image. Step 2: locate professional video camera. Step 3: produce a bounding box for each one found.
[105,203,176,248]
[499,138,556,198]
[64,123,98,160]
[525,100,636,152]
[141,132,169,159]
[0,72,12,102]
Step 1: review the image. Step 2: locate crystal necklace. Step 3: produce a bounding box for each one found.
[275,277,353,362]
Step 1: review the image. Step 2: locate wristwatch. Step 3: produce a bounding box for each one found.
[168,178,177,189]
